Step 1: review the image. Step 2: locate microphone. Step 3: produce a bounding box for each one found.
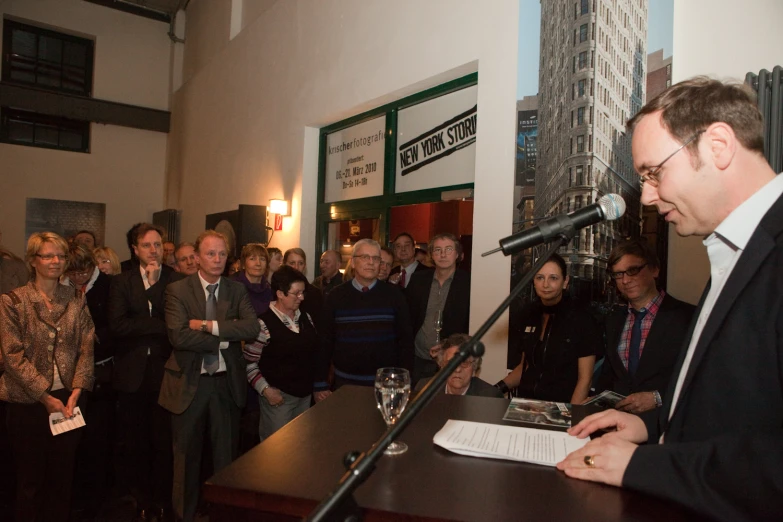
[483,193,626,257]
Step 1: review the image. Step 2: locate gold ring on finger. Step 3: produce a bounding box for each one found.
[584,455,595,468]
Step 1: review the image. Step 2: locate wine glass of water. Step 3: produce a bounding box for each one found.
[434,310,443,344]
[374,367,411,456]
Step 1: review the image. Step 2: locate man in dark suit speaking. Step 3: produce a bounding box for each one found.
[595,239,694,413]
[159,230,260,522]
[558,78,783,521]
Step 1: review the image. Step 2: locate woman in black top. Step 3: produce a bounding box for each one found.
[243,266,318,441]
[497,253,599,403]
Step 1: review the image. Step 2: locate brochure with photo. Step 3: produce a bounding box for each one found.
[502,398,572,429]
[582,390,627,409]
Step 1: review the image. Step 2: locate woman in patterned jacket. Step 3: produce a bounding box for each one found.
[0,231,94,522]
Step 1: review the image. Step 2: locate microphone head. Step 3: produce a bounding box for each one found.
[598,194,626,221]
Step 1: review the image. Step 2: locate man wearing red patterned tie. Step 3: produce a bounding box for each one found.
[388,232,431,289]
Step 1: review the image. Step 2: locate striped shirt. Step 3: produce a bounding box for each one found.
[243,302,313,395]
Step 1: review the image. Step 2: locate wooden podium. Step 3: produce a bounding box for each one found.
[204,386,705,521]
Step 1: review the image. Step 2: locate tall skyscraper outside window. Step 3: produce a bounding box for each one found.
[536,0,648,300]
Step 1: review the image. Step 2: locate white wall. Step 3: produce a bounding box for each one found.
[668,0,783,304]
[1,125,169,255]
[0,0,173,254]
[167,0,519,383]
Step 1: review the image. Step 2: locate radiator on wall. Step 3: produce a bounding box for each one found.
[153,209,182,245]
[746,66,783,173]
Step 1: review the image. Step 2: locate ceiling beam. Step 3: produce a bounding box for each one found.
[83,0,171,23]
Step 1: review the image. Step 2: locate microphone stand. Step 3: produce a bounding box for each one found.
[306,234,573,522]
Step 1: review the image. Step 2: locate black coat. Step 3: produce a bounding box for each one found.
[406,269,471,343]
[85,270,114,362]
[596,294,695,401]
[516,297,601,403]
[624,192,783,522]
[108,264,183,393]
[389,262,432,289]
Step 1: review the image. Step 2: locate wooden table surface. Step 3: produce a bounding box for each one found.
[204,385,707,521]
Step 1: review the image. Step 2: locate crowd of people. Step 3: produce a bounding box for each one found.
[0,78,780,522]
[0,223,479,522]
[0,221,698,522]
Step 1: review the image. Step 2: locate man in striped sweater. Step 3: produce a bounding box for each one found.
[314,239,414,401]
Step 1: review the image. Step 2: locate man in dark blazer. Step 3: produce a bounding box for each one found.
[388,232,431,288]
[65,245,116,519]
[159,230,260,522]
[109,223,183,521]
[406,233,470,385]
[595,239,694,413]
[558,78,783,522]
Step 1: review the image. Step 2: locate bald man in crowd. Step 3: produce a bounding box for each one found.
[312,249,343,296]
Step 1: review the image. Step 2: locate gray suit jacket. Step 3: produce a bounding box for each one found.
[158,273,260,414]
[0,255,29,294]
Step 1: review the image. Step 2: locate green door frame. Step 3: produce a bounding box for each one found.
[315,72,478,274]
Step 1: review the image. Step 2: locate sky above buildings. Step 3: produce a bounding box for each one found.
[516,0,674,100]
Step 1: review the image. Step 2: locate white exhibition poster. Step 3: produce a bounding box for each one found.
[395,85,477,194]
[324,115,386,203]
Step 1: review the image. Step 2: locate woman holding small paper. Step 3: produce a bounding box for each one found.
[0,232,94,522]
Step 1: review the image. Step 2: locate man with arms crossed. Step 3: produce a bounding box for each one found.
[159,230,260,522]
[558,78,783,522]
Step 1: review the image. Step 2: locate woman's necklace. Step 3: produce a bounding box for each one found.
[37,286,55,303]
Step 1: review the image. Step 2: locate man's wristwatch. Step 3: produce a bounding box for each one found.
[652,390,663,407]
[200,320,208,332]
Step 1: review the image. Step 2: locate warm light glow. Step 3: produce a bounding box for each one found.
[269,199,289,215]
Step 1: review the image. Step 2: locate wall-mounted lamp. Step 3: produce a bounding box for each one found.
[269,199,290,232]
[269,199,290,216]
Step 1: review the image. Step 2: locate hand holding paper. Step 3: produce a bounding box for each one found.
[49,406,86,436]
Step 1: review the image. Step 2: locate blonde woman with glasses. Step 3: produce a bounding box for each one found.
[0,231,94,522]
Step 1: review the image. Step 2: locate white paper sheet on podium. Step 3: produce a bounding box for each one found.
[433,419,588,467]
[49,406,86,436]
